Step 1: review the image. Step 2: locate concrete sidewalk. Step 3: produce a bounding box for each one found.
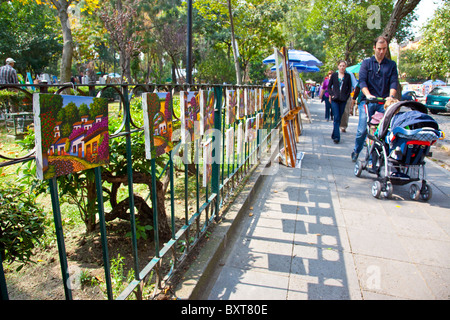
[178,99,450,300]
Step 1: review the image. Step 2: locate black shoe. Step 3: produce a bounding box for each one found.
[333,139,339,144]
[351,151,358,162]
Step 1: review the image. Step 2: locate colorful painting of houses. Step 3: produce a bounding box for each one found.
[200,89,215,136]
[238,89,245,119]
[180,91,201,143]
[33,94,109,180]
[226,89,237,125]
[142,92,174,159]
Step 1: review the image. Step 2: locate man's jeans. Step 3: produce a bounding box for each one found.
[353,101,385,155]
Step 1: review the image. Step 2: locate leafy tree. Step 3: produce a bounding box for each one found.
[418,1,450,80]
[17,0,100,83]
[98,0,143,82]
[193,0,286,84]
[307,0,417,70]
[0,1,62,77]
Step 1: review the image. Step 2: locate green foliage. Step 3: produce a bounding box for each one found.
[197,50,236,84]
[418,2,450,80]
[0,182,47,270]
[108,253,135,298]
[0,1,62,76]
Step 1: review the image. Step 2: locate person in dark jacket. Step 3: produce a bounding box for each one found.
[328,60,352,143]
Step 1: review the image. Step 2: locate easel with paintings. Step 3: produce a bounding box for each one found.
[273,47,300,168]
[292,69,312,123]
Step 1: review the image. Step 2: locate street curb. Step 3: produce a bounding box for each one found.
[173,134,283,300]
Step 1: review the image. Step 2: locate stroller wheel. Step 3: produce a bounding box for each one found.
[354,160,363,177]
[420,183,432,202]
[372,180,382,198]
[409,183,421,201]
[383,181,393,199]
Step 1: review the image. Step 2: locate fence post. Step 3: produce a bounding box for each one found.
[122,85,141,286]
[49,177,72,300]
[94,167,113,300]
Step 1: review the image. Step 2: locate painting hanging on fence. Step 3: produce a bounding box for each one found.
[142,92,174,159]
[238,89,245,119]
[203,138,213,187]
[237,122,243,160]
[225,127,235,165]
[245,117,257,143]
[246,89,255,116]
[33,93,109,180]
[226,89,237,125]
[200,89,215,136]
[180,91,200,143]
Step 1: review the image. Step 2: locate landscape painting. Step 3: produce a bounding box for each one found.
[180,91,200,143]
[142,92,174,159]
[238,89,245,119]
[226,89,237,125]
[245,117,257,142]
[33,93,109,180]
[201,89,215,136]
[203,138,213,188]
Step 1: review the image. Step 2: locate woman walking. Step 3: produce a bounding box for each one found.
[328,60,352,143]
[320,70,333,121]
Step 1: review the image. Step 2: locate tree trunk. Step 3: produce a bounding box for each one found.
[54,0,73,84]
[227,0,242,85]
[382,0,421,58]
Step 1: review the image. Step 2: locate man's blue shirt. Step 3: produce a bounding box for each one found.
[359,56,398,100]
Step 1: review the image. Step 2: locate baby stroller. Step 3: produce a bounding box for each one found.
[354,99,443,200]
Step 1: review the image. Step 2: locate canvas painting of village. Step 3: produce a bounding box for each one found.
[246,89,255,116]
[180,91,200,143]
[236,122,243,159]
[225,127,235,165]
[142,92,174,159]
[238,89,245,119]
[226,89,237,126]
[33,93,109,180]
[203,138,213,188]
[245,117,257,143]
[201,89,215,136]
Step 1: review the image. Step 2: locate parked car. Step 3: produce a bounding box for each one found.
[425,86,450,114]
[401,90,425,103]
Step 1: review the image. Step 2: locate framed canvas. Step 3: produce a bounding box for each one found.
[226,89,237,126]
[33,93,109,180]
[142,92,174,159]
[274,48,291,118]
[225,127,235,165]
[245,117,257,143]
[180,91,200,143]
[237,88,245,119]
[203,138,213,187]
[200,89,215,136]
[237,122,243,159]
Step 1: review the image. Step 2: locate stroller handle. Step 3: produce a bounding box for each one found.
[366,97,386,104]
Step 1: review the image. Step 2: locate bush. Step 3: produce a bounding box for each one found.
[0,183,47,270]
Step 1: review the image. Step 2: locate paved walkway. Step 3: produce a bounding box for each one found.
[199,99,450,300]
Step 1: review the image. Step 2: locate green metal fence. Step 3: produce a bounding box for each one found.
[0,82,280,300]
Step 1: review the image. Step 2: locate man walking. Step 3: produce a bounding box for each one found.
[0,58,19,84]
[351,36,398,162]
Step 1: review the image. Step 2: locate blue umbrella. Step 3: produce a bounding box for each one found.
[270,62,320,73]
[263,49,323,66]
[292,63,320,73]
